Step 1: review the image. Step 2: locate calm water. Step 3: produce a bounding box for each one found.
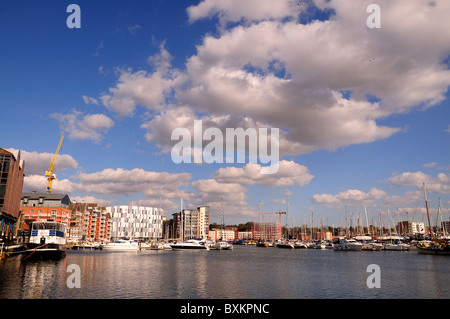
[0,245,449,299]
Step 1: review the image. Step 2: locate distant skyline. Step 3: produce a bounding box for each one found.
[1,0,450,226]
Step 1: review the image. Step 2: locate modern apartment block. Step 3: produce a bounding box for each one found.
[169,206,210,240]
[106,205,164,241]
[397,221,426,235]
[0,148,25,241]
[69,203,112,243]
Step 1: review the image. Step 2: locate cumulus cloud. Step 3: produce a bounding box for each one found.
[51,110,114,143]
[212,160,313,187]
[6,148,78,176]
[100,44,182,117]
[96,0,450,159]
[187,0,303,24]
[23,174,78,194]
[23,166,193,209]
[387,171,450,194]
[311,187,387,209]
[76,168,192,198]
[187,160,312,220]
[70,195,114,207]
[190,178,255,220]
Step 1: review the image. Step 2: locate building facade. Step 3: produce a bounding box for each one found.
[0,148,25,241]
[397,221,426,235]
[19,192,72,238]
[253,222,282,242]
[169,206,210,240]
[69,203,112,243]
[107,205,164,241]
[209,228,237,241]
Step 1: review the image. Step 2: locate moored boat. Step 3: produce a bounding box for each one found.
[256,240,269,247]
[170,238,209,250]
[293,241,308,249]
[215,240,233,250]
[416,183,450,256]
[333,237,363,251]
[417,240,450,255]
[22,221,67,260]
[101,239,139,251]
[276,241,295,249]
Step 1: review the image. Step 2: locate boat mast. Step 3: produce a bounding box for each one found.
[423,183,433,241]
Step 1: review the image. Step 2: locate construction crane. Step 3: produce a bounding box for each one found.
[260,211,287,241]
[45,134,64,193]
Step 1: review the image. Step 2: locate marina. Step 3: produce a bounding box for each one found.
[0,244,449,299]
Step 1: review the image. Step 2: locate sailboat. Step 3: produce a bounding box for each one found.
[417,183,450,255]
[214,199,233,250]
[170,199,209,251]
[256,201,270,247]
[277,195,295,249]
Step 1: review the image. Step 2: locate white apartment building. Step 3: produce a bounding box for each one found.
[107,205,164,240]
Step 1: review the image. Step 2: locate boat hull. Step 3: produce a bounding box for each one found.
[417,246,450,255]
[101,245,139,251]
[277,243,295,249]
[21,244,66,261]
[170,245,209,250]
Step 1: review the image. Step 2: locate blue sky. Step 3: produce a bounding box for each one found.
[1,0,450,227]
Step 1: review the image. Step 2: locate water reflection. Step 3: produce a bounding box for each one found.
[0,247,449,299]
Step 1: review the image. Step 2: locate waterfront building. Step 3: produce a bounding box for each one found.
[0,148,25,242]
[169,206,210,240]
[209,228,237,241]
[442,220,450,236]
[69,202,112,243]
[237,230,254,241]
[397,221,426,235]
[254,222,282,242]
[19,191,72,238]
[106,205,163,241]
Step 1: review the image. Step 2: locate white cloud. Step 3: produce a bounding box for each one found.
[51,110,114,143]
[23,174,78,194]
[70,195,114,207]
[212,160,313,187]
[423,162,438,168]
[187,0,303,24]
[98,0,450,159]
[190,178,255,220]
[76,168,192,198]
[23,167,193,209]
[179,0,450,154]
[311,187,387,209]
[100,44,182,117]
[6,148,78,176]
[82,95,99,105]
[387,171,450,194]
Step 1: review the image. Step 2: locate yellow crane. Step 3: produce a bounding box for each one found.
[45,134,64,193]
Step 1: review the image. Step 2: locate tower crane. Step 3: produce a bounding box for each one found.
[260,211,286,240]
[45,134,64,193]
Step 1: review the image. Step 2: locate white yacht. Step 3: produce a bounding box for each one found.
[276,241,295,249]
[170,238,210,250]
[101,239,140,251]
[215,240,233,250]
[333,237,363,251]
[294,241,308,249]
[355,236,383,251]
